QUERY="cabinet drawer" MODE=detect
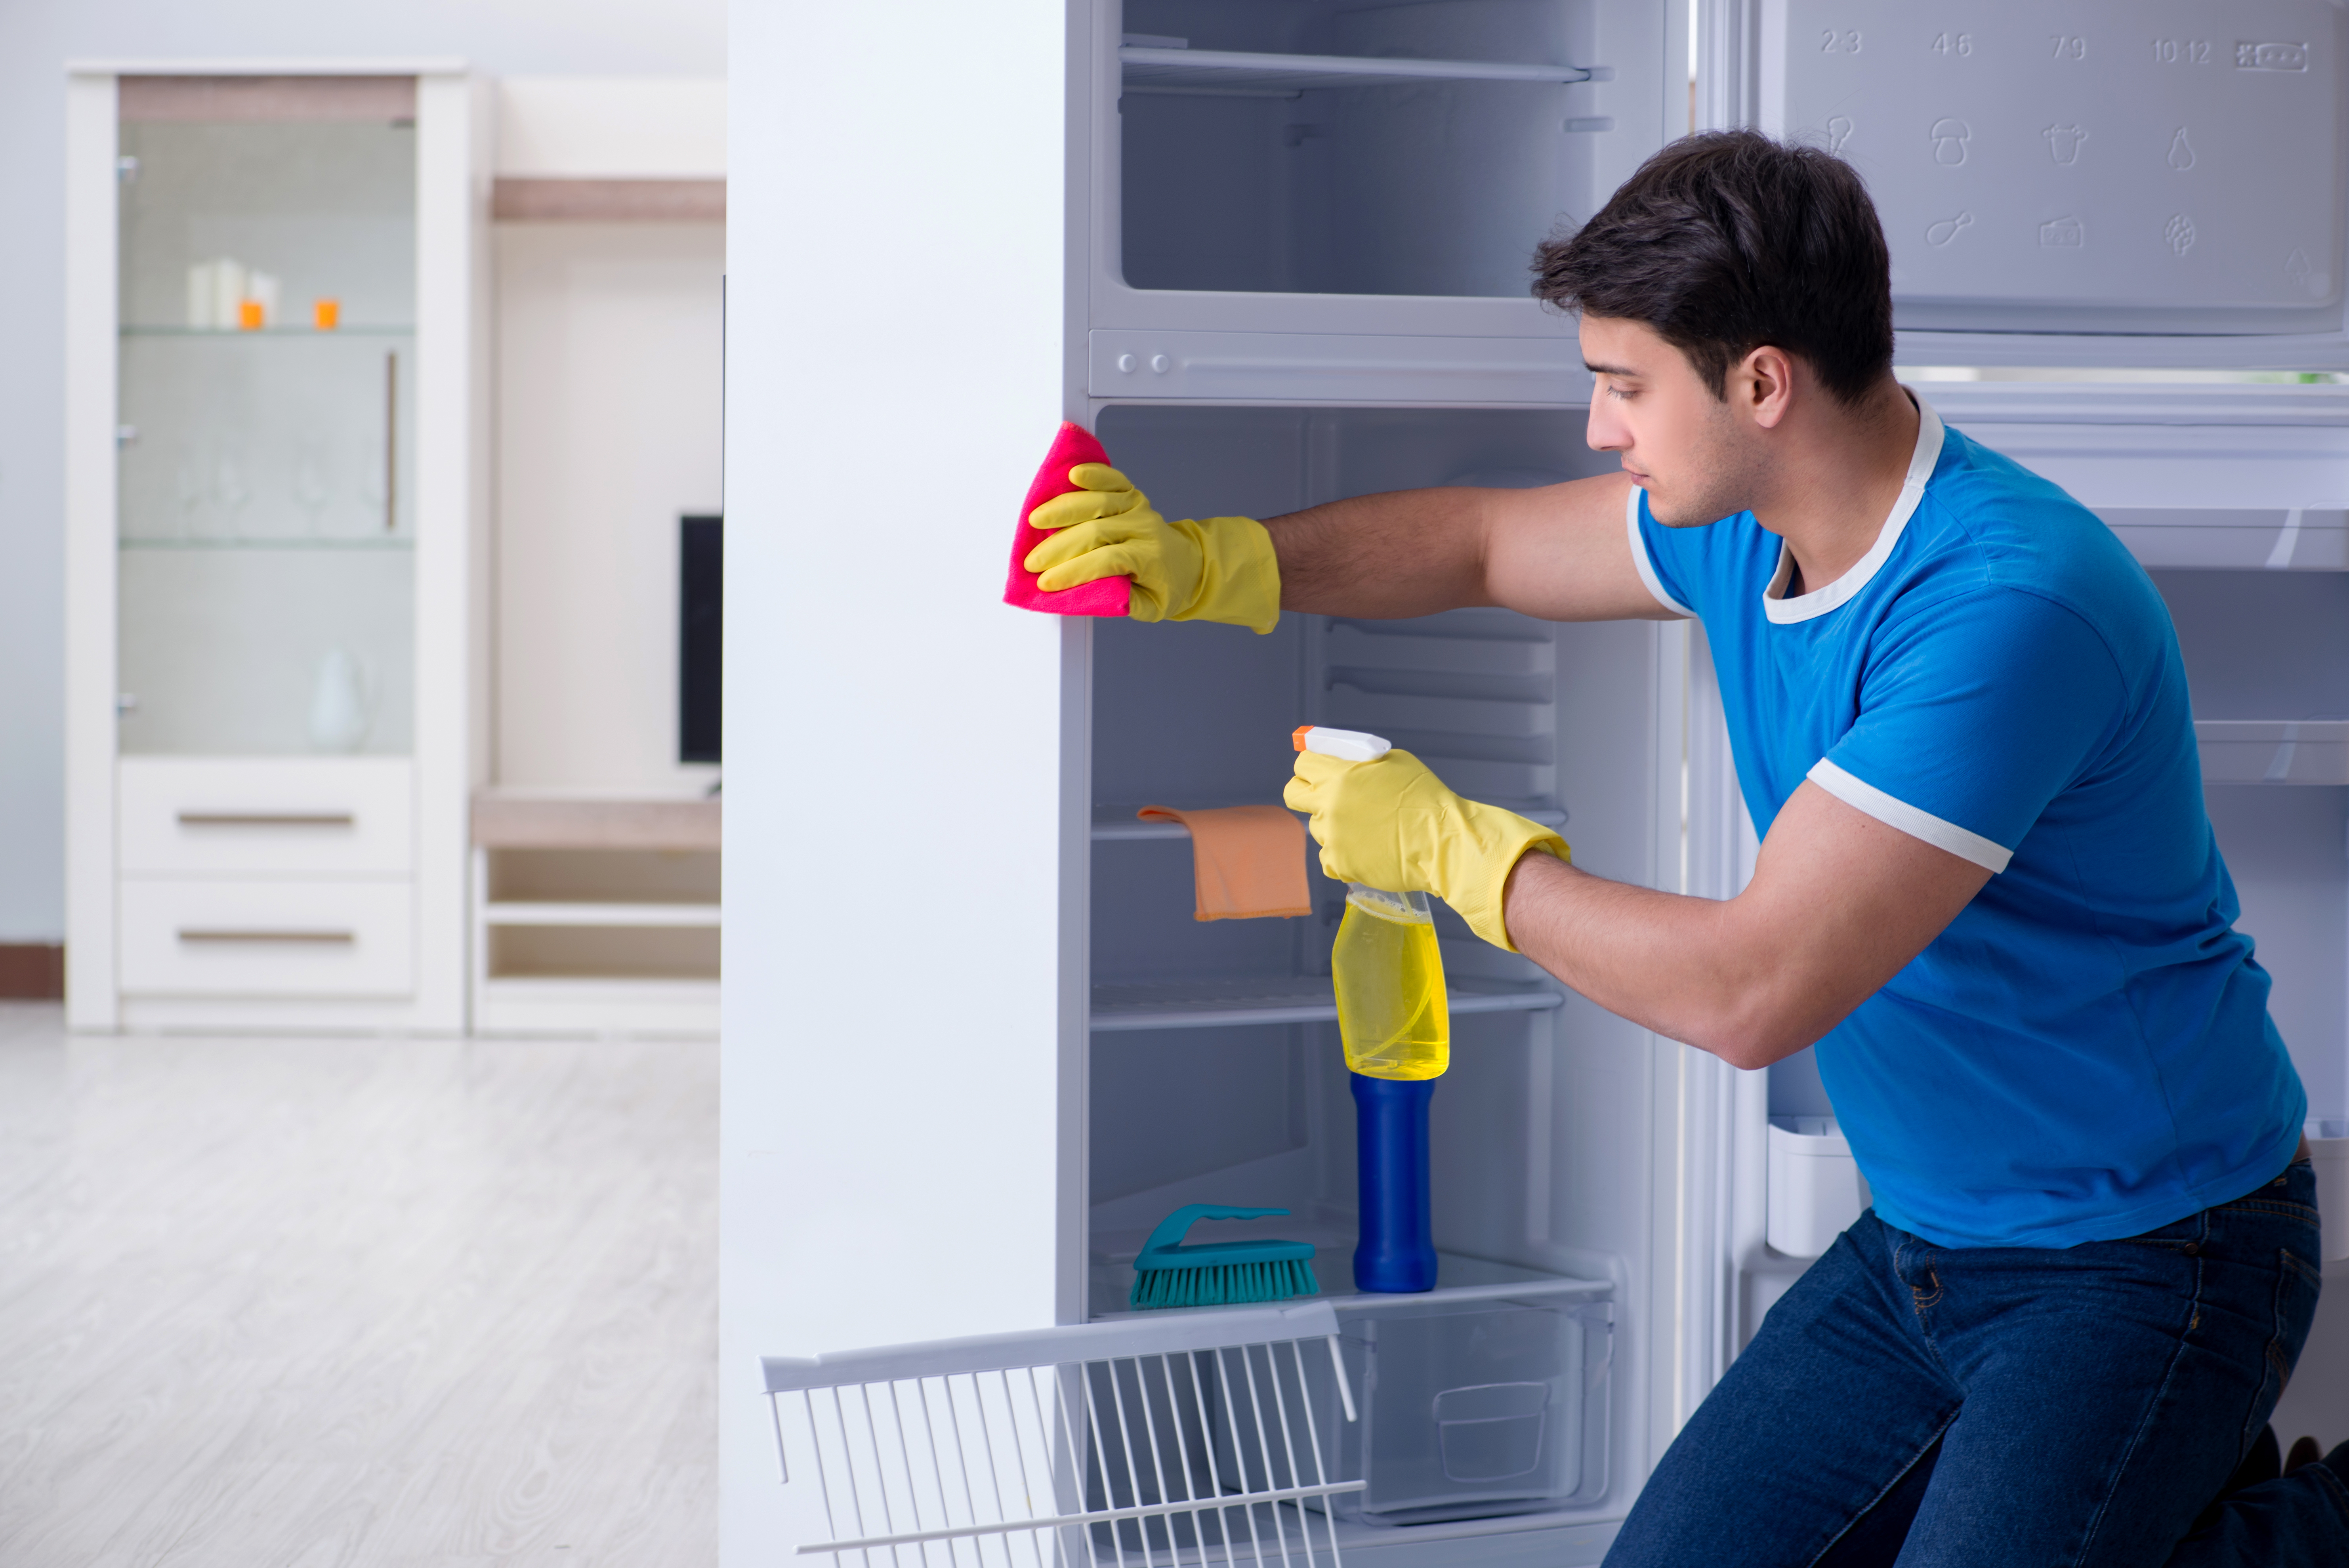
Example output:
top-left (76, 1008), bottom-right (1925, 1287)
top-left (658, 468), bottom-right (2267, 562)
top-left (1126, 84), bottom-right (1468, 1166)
top-left (119, 758), bottom-right (412, 876)
top-left (118, 879), bottom-right (414, 998)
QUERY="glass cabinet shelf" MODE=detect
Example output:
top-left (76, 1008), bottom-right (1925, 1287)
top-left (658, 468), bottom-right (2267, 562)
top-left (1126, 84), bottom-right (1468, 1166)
top-left (119, 536), bottom-right (412, 551)
top-left (121, 324), bottom-right (414, 338)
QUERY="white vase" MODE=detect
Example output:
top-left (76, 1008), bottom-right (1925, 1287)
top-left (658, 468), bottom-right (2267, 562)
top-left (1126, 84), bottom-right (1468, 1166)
top-left (308, 649), bottom-right (372, 753)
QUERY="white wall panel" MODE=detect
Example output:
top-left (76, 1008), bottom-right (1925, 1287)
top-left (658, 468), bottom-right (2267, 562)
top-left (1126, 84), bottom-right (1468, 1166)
top-left (494, 221), bottom-right (723, 793)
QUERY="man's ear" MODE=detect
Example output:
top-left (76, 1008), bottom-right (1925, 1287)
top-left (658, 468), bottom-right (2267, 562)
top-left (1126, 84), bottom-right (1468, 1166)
top-left (1738, 345), bottom-right (1797, 430)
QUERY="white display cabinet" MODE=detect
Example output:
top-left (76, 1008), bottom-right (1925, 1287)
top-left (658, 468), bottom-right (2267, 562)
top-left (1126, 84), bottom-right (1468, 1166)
top-left (727, 4), bottom-right (2349, 1563)
top-left (64, 65), bottom-right (486, 1032)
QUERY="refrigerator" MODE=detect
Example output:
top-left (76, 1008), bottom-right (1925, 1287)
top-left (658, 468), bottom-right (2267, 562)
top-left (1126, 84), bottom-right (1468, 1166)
top-left (722, 2), bottom-right (2349, 1562)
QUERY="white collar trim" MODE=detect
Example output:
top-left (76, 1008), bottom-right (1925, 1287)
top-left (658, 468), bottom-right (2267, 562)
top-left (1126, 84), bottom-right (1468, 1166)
top-left (1762, 397), bottom-right (1944, 625)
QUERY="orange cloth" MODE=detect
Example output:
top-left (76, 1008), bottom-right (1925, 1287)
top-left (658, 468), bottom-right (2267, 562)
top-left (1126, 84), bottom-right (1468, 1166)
top-left (1137, 804), bottom-right (1313, 921)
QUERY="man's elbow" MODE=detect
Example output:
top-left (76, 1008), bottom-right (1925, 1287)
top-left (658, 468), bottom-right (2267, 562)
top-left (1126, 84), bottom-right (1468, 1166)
top-left (1701, 990), bottom-right (1832, 1072)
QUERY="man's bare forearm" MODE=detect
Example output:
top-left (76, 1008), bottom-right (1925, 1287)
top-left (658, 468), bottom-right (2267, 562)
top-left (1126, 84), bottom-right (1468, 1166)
top-left (1261, 472), bottom-right (1670, 624)
top-left (1263, 490), bottom-right (1496, 618)
top-left (1500, 783), bottom-right (1993, 1070)
top-left (1500, 851), bottom-right (1797, 1068)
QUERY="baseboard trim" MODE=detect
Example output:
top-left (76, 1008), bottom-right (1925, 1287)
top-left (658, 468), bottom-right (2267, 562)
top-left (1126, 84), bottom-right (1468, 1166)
top-left (0, 944), bottom-right (65, 999)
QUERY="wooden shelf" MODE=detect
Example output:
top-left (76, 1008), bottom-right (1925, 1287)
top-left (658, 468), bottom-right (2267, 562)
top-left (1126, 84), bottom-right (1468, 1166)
top-left (482, 900), bottom-right (719, 928)
top-left (491, 177), bottom-right (725, 223)
top-left (471, 792), bottom-right (720, 851)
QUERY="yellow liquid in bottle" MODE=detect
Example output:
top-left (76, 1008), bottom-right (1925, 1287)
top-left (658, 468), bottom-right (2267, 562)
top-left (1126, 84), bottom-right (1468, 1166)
top-left (1332, 890), bottom-right (1450, 1080)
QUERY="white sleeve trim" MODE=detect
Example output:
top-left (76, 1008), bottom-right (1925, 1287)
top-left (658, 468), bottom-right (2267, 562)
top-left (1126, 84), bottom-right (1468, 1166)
top-left (1807, 759), bottom-right (2014, 874)
top-left (1624, 485), bottom-right (1694, 619)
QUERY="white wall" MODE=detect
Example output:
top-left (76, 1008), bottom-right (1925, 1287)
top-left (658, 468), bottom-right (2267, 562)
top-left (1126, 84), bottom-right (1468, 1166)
top-left (0, 0), bottom-right (724, 940)
top-left (494, 221), bottom-right (724, 794)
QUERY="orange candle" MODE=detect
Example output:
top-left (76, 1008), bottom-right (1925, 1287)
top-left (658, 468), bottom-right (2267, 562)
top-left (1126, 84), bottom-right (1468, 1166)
top-left (312, 298), bottom-right (340, 330)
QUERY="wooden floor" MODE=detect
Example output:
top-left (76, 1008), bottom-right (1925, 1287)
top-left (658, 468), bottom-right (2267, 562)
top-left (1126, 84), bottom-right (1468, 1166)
top-left (0, 1004), bottom-right (716, 1567)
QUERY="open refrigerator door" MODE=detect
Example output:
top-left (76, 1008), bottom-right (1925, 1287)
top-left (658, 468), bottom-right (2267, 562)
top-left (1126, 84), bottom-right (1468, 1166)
top-left (1719, 0), bottom-right (2349, 1407)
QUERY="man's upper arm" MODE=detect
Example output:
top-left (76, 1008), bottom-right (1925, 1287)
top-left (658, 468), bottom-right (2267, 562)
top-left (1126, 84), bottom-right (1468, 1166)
top-left (1480, 472), bottom-right (1689, 622)
top-left (1729, 781), bottom-right (1993, 1061)
top-left (1727, 589), bottom-right (2126, 1060)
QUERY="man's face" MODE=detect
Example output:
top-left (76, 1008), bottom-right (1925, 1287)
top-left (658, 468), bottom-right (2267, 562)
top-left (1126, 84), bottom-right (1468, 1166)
top-left (1580, 315), bottom-right (1763, 528)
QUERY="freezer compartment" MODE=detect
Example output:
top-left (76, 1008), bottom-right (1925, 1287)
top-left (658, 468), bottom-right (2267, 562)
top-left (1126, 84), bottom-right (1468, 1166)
top-left (1115, 0), bottom-right (1634, 299)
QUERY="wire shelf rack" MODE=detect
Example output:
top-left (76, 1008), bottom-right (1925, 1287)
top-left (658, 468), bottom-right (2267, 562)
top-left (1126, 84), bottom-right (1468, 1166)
top-left (765, 1302), bottom-right (1362, 1567)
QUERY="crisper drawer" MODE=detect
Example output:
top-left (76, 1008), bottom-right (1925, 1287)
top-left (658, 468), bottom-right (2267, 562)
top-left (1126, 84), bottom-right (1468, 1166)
top-left (1324, 1285), bottom-right (1612, 1524)
top-left (1177, 1273), bottom-right (1613, 1528)
top-left (119, 757), bottom-right (413, 876)
top-left (118, 878), bottom-right (415, 998)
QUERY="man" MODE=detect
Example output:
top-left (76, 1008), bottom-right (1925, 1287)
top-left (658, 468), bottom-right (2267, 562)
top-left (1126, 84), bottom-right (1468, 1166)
top-left (1025, 134), bottom-right (2347, 1564)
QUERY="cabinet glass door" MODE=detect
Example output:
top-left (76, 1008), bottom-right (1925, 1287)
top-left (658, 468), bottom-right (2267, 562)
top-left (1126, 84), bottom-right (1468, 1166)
top-left (116, 84), bottom-right (417, 756)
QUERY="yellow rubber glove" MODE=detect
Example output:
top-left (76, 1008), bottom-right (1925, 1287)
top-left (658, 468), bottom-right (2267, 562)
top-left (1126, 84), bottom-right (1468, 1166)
top-left (1024, 464), bottom-right (1282, 634)
top-left (1284, 748), bottom-right (1570, 953)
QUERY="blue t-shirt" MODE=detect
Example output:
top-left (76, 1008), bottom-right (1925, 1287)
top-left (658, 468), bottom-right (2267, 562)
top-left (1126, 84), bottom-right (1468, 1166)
top-left (1632, 399), bottom-right (2305, 1249)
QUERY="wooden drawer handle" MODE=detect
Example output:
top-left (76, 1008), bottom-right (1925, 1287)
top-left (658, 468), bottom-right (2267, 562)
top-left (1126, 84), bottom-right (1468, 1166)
top-left (177, 812), bottom-right (357, 828)
top-left (177, 929), bottom-right (357, 946)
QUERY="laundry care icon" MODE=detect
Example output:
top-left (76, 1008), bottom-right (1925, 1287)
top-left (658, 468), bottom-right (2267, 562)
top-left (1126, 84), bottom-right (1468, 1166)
top-left (2042, 124), bottom-right (2088, 165)
top-left (1925, 212), bottom-right (1973, 248)
top-left (1929, 118), bottom-right (1970, 164)
top-left (2286, 247), bottom-right (2329, 299)
top-left (2039, 215), bottom-right (2085, 248)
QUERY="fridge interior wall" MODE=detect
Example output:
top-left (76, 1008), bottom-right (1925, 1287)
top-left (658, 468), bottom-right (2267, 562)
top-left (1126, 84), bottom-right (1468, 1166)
top-left (1918, 396), bottom-right (2349, 1139)
top-left (2156, 570), bottom-right (2349, 1126)
top-left (1082, 402), bottom-right (1673, 1519)
top-left (1114, 0), bottom-right (1647, 298)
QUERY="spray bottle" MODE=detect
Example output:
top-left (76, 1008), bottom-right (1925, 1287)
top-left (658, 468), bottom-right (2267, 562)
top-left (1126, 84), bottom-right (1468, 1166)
top-left (1294, 726), bottom-right (1448, 1293)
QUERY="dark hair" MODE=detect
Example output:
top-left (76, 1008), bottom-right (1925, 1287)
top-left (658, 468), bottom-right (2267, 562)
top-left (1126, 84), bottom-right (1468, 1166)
top-left (1532, 130), bottom-right (1893, 407)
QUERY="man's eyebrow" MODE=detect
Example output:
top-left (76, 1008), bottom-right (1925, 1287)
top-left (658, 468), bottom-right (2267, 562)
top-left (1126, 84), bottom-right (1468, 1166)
top-left (1584, 361), bottom-right (1640, 378)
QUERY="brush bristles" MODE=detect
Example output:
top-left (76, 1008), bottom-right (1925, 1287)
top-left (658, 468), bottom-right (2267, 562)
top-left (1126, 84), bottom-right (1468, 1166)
top-left (1131, 1258), bottom-right (1320, 1310)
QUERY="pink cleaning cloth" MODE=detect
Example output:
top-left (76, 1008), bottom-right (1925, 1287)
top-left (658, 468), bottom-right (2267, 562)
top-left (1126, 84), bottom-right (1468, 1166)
top-left (1136, 805), bottom-right (1313, 921)
top-left (1005, 422), bottom-right (1131, 617)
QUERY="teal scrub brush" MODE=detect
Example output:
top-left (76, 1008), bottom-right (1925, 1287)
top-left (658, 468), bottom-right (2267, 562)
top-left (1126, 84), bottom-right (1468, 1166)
top-left (1129, 1204), bottom-right (1319, 1310)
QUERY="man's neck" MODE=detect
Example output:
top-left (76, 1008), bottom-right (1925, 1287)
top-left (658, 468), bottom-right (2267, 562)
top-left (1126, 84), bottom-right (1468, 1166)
top-left (1757, 381), bottom-right (1920, 599)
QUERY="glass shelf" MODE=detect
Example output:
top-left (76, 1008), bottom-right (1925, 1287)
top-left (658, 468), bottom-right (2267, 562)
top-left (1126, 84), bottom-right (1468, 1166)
top-left (2196, 720), bottom-right (2349, 785)
top-left (1091, 801), bottom-right (1565, 841)
top-left (120, 325), bottom-right (414, 338)
top-left (1091, 974), bottom-right (1561, 1031)
top-left (1120, 45), bottom-right (1596, 95)
top-left (120, 536), bottom-right (411, 551)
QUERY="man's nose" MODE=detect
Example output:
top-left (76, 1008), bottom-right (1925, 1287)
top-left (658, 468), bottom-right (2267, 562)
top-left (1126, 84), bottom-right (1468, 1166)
top-left (1586, 404), bottom-right (1626, 452)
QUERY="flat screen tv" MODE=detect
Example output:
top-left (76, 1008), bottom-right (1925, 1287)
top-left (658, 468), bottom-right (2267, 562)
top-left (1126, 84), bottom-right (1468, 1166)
top-left (680, 514), bottom-right (721, 764)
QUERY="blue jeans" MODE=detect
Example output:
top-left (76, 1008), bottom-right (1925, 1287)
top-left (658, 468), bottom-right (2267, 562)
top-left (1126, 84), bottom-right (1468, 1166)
top-left (1608, 1158), bottom-right (2347, 1566)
